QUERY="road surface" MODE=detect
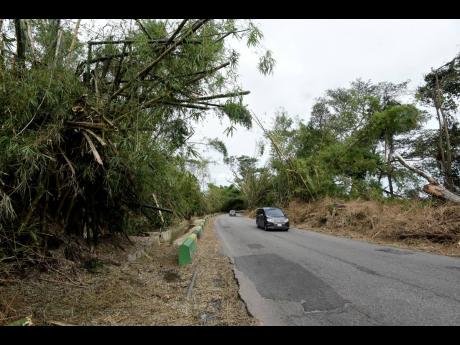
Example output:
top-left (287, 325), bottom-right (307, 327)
top-left (214, 214), bottom-right (460, 325)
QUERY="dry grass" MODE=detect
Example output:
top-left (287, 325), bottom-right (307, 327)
top-left (0, 217), bottom-right (256, 326)
top-left (246, 198), bottom-right (460, 257)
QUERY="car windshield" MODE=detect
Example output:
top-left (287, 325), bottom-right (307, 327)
top-left (266, 208), bottom-right (284, 217)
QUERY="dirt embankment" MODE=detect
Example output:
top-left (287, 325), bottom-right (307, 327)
top-left (247, 199), bottom-right (460, 257)
top-left (0, 217), bottom-right (255, 326)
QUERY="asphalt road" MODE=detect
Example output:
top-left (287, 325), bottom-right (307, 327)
top-left (214, 214), bottom-right (460, 325)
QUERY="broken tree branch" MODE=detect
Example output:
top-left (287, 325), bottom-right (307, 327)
top-left (394, 153), bottom-right (460, 203)
top-left (393, 153), bottom-right (438, 185)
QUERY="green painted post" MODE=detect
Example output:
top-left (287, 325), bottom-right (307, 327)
top-left (178, 237), bottom-right (196, 266)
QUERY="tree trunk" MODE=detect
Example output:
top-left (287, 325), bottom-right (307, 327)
top-left (433, 69), bottom-right (453, 190)
top-left (46, 19), bottom-right (60, 64)
top-left (14, 19), bottom-right (26, 69)
top-left (394, 153), bottom-right (460, 203)
top-left (433, 97), bottom-right (447, 179)
top-left (423, 184), bottom-right (460, 203)
top-left (386, 135), bottom-right (394, 196)
top-left (0, 19), bottom-right (4, 67)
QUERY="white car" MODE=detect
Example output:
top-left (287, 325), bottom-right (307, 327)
top-left (229, 210), bottom-right (236, 216)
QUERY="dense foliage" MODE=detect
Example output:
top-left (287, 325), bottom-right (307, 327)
top-left (0, 19), bottom-right (274, 260)
top-left (232, 53), bottom-right (460, 209)
top-left (205, 184), bottom-right (246, 212)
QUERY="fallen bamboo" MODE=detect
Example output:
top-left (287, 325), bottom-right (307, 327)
top-left (152, 193), bottom-right (165, 224)
top-left (111, 19), bottom-right (209, 99)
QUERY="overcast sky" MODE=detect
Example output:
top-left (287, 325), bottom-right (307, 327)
top-left (191, 19), bottom-right (460, 187)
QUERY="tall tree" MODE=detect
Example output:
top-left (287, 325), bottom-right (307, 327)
top-left (417, 53), bottom-right (460, 190)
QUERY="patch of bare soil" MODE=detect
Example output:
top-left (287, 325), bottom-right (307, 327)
top-left (248, 198), bottom-right (460, 257)
top-left (0, 218), bottom-right (255, 326)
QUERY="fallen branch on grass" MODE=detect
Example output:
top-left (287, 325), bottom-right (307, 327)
top-left (186, 269), bottom-right (198, 299)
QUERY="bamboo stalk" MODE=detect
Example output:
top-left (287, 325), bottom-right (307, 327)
top-left (250, 111), bottom-right (315, 199)
top-left (185, 62), bottom-right (231, 85)
top-left (53, 29), bottom-right (63, 67)
top-left (87, 38), bottom-right (201, 45)
top-left (111, 43), bottom-right (128, 93)
top-left (111, 19), bottom-right (209, 99)
top-left (83, 128), bottom-right (107, 146)
top-left (58, 147), bottom-right (76, 177)
top-left (14, 19), bottom-right (25, 68)
top-left (134, 19), bottom-right (153, 40)
top-left (185, 90), bottom-right (250, 102)
top-left (86, 43), bottom-right (92, 86)
top-left (25, 19), bottom-right (36, 57)
top-left (66, 19), bottom-right (81, 62)
top-left (152, 193), bottom-right (165, 224)
top-left (82, 131), bottom-right (103, 166)
top-left (67, 121), bottom-right (107, 129)
top-left (0, 19), bottom-right (4, 66)
top-left (157, 101), bottom-right (210, 110)
top-left (165, 19), bottom-right (188, 45)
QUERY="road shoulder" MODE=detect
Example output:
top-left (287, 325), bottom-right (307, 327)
top-left (0, 216), bottom-right (256, 325)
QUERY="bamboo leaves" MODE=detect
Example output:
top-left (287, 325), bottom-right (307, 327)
top-left (0, 19), bottom-right (273, 259)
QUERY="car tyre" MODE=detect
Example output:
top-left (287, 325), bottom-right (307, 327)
top-left (264, 223), bottom-right (268, 231)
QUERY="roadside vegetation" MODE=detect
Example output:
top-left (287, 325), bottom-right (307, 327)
top-left (233, 54), bottom-right (460, 254)
top-left (0, 19), bottom-right (271, 326)
top-left (2, 18), bottom-right (460, 325)
top-left (0, 19), bottom-right (274, 274)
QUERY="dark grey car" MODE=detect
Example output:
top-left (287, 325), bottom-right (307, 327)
top-left (255, 207), bottom-right (289, 231)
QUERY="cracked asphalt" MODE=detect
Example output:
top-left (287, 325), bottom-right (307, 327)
top-left (214, 214), bottom-right (460, 325)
